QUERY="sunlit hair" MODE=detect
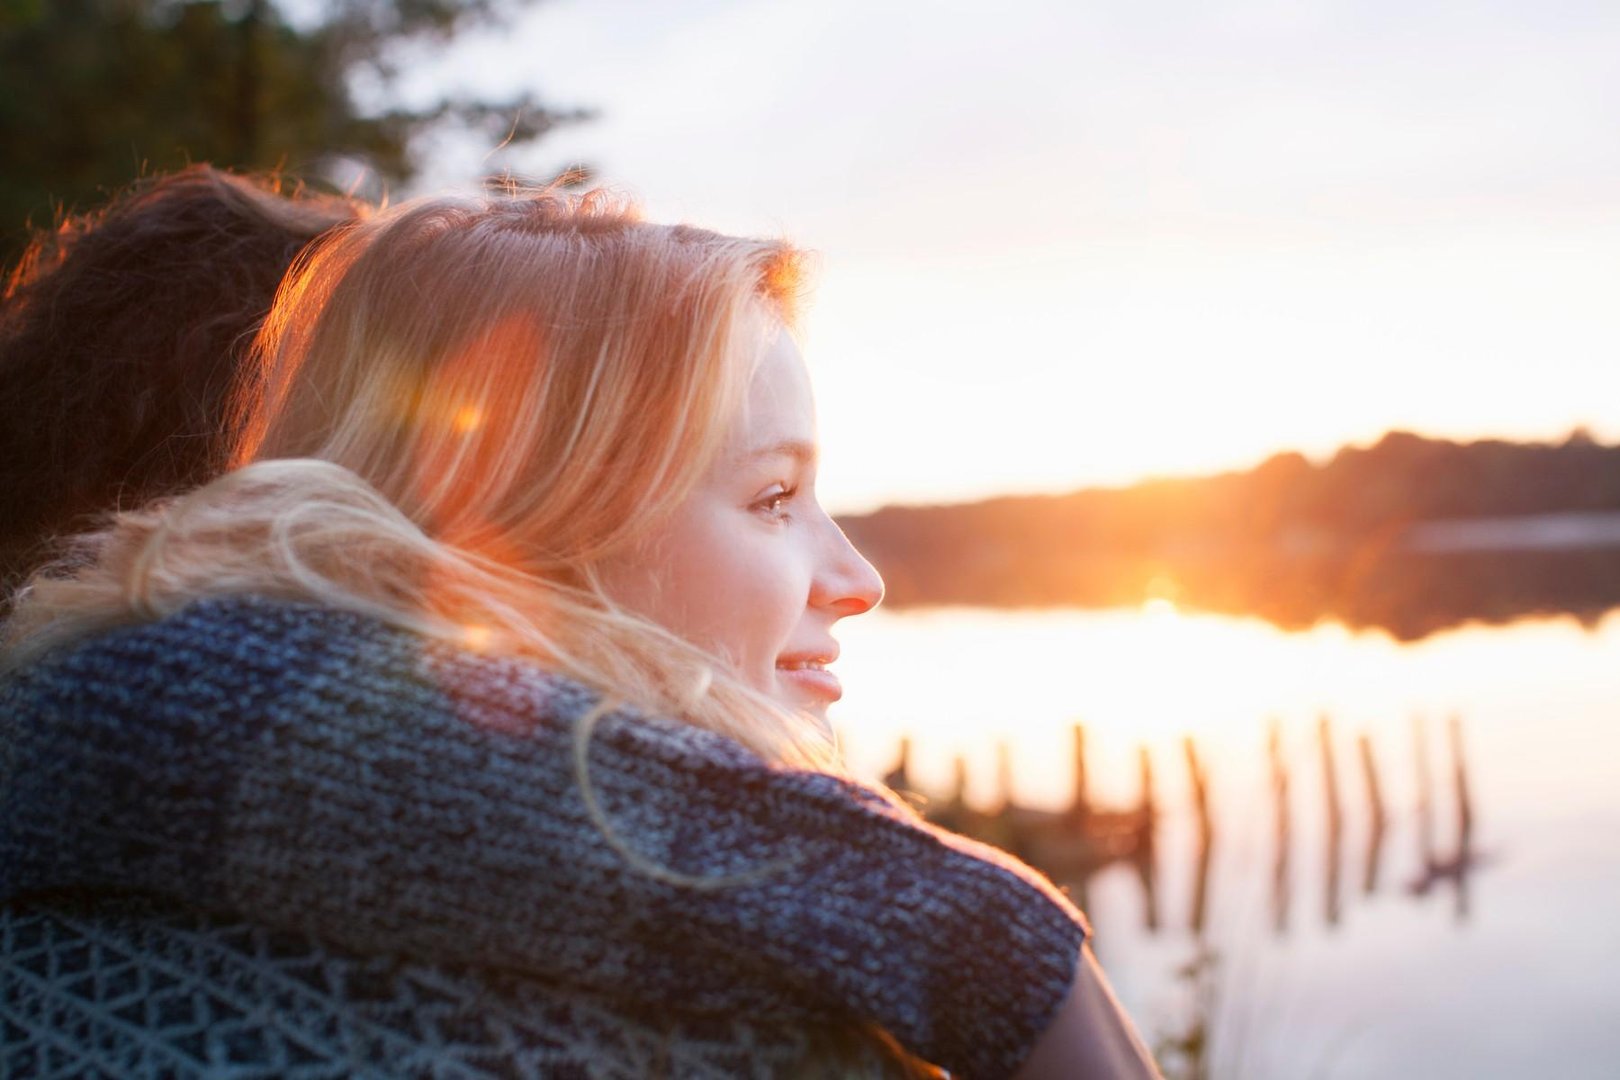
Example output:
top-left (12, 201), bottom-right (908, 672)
top-left (4, 189), bottom-right (841, 768)
top-left (3, 187), bottom-right (944, 1078)
top-left (0, 166), bottom-right (364, 603)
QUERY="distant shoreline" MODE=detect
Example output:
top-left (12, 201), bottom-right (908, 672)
top-left (838, 431), bottom-right (1620, 639)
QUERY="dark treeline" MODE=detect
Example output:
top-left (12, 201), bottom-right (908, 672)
top-left (0, 0), bottom-right (585, 260)
top-left (837, 430), bottom-right (1620, 640)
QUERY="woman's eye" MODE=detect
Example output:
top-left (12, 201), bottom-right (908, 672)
top-left (754, 485), bottom-right (796, 519)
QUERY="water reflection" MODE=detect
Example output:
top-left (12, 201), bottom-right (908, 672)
top-left (835, 605), bottom-right (1620, 1078)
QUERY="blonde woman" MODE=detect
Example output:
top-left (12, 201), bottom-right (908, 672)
top-left (0, 191), bottom-right (1160, 1078)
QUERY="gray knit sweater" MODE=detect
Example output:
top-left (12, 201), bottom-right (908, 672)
top-left (0, 595), bottom-right (1088, 1077)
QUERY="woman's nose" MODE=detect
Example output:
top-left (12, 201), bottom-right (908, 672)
top-left (812, 518), bottom-right (885, 616)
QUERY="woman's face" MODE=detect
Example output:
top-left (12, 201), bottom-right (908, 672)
top-left (596, 326), bottom-right (884, 719)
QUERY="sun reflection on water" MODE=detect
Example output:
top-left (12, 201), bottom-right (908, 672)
top-left (832, 604), bottom-right (1620, 817)
top-left (829, 605), bottom-right (1620, 1078)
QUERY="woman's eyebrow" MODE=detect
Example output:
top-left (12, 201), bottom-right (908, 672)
top-left (742, 439), bottom-right (817, 466)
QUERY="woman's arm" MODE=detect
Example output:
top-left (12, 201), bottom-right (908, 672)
top-left (2, 594), bottom-right (1096, 1078)
top-left (1014, 944), bottom-right (1163, 1080)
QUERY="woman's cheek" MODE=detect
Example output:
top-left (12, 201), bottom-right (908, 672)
top-left (737, 547), bottom-right (801, 677)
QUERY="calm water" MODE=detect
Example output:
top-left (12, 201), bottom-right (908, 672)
top-left (829, 604), bottom-right (1620, 1079)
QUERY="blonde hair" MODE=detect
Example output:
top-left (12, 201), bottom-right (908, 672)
top-left (4, 187), bottom-right (941, 1078)
top-left (3, 189), bottom-right (839, 768)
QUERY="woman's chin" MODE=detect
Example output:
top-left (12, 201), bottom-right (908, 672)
top-left (763, 681), bottom-right (835, 739)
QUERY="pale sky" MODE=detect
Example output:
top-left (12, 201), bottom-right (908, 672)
top-left (381, 0), bottom-right (1620, 513)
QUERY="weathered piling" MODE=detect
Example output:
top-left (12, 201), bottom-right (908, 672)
top-left (1070, 723), bottom-right (1091, 822)
top-left (1407, 715), bottom-right (1480, 921)
top-left (1413, 714), bottom-right (1436, 868)
top-left (1319, 714), bottom-right (1343, 836)
top-left (996, 739), bottom-right (1015, 814)
top-left (1358, 731), bottom-right (1387, 894)
top-left (927, 753), bottom-right (978, 839)
top-left (894, 707), bottom-right (1488, 946)
top-left (1184, 736), bottom-right (1212, 846)
top-left (1449, 713), bottom-right (1473, 840)
top-left (1319, 714), bottom-right (1343, 927)
top-left (1184, 737), bottom-right (1213, 933)
top-left (882, 735), bottom-right (912, 797)
top-left (1137, 744), bottom-right (1156, 823)
top-left (1268, 719), bottom-right (1291, 934)
top-left (1358, 732), bottom-right (1386, 830)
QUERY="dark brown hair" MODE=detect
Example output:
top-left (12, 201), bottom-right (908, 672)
top-left (0, 166), bottom-right (363, 601)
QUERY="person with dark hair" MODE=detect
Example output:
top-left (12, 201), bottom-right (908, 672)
top-left (0, 166), bottom-right (364, 603)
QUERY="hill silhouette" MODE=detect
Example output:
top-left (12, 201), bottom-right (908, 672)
top-left (837, 430), bottom-right (1620, 640)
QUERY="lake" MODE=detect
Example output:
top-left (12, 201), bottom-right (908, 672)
top-left (828, 603), bottom-right (1620, 1079)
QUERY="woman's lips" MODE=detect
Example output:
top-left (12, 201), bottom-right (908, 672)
top-left (776, 663), bottom-right (843, 704)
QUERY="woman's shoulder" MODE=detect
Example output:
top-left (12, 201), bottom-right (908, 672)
top-left (0, 590), bottom-right (772, 834)
top-left (6, 592), bottom-right (408, 685)
top-left (3, 591), bottom-right (607, 732)
top-left (14, 590), bottom-right (476, 679)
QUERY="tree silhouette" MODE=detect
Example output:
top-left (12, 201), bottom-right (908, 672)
top-left (0, 0), bottom-right (588, 257)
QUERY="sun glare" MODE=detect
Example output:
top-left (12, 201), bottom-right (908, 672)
top-left (453, 405), bottom-right (484, 434)
top-left (1142, 574), bottom-right (1182, 619)
top-left (1142, 596), bottom-right (1179, 618)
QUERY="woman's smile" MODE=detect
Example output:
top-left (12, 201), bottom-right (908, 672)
top-left (775, 645), bottom-right (843, 705)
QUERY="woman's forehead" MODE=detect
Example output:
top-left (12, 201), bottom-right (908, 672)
top-left (729, 331), bottom-right (818, 461)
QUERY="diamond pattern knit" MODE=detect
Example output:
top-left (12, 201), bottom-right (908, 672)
top-left (2, 893), bottom-right (835, 1078)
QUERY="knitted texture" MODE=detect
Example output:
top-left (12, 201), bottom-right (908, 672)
top-left (0, 594), bottom-right (1088, 1077)
top-left (1, 893), bottom-right (839, 1079)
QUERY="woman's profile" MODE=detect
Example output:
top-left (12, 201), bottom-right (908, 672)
top-left (0, 188), bottom-right (1160, 1077)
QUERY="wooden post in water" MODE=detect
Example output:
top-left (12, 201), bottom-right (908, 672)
top-left (934, 753), bottom-right (973, 837)
top-left (1319, 714), bottom-right (1344, 927)
top-left (1358, 732), bottom-right (1387, 895)
top-left (1135, 743), bottom-right (1160, 932)
top-left (1268, 719), bottom-right (1291, 934)
top-left (882, 736), bottom-right (912, 796)
top-left (1183, 736), bottom-right (1213, 933)
top-left (1319, 714), bottom-right (1343, 834)
top-left (996, 739), bottom-right (1015, 813)
top-left (1413, 714), bottom-right (1436, 870)
top-left (1358, 732), bottom-right (1386, 831)
top-left (950, 754), bottom-right (969, 806)
top-left (1070, 723), bottom-right (1090, 822)
top-left (1404, 714), bottom-right (1480, 920)
top-left (1184, 736), bottom-right (1211, 845)
top-left (1449, 713), bottom-right (1473, 839)
top-left (1449, 713), bottom-right (1475, 921)
top-left (1137, 744), bottom-right (1156, 823)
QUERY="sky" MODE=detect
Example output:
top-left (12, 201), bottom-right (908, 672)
top-left (380, 0), bottom-right (1620, 513)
